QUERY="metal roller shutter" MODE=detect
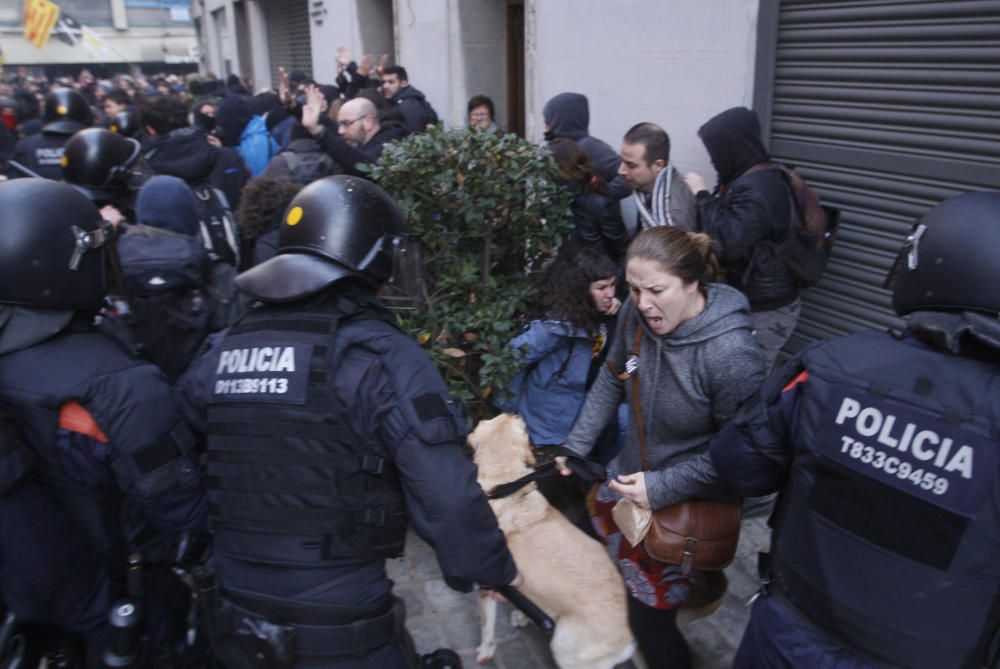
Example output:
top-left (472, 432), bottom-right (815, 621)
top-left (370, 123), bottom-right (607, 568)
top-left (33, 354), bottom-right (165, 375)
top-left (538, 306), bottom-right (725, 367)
top-left (762, 0), bottom-right (1000, 353)
top-left (262, 0), bottom-right (313, 85)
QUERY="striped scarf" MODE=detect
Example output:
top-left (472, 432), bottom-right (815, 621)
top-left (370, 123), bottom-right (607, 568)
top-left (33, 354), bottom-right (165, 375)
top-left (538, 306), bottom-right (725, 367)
top-left (634, 163), bottom-right (674, 229)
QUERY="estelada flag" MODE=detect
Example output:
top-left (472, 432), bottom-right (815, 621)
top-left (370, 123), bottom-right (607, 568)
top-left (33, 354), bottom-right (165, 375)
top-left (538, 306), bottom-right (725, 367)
top-left (24, 0), bottom-right (61, 50)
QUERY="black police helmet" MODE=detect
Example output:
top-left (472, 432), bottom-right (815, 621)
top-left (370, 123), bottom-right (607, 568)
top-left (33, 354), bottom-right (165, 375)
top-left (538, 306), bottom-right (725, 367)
top-left (237, 176), bottom-right (407, 303)
top-left (892, 191), bottom-right (1000, 317)
top-left (0, 179), bottom-right (114, 311)
top-left (107, 109), bottom-right (141, 139)
top-left (62, 128), bottom-right (143, 202)
top-left (42, 88), bottom-right (92, 134)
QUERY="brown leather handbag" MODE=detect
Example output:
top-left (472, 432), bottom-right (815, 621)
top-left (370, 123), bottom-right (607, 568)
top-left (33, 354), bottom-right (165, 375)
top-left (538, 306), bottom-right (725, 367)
top-left (611, 326), bottom-right (742, 576)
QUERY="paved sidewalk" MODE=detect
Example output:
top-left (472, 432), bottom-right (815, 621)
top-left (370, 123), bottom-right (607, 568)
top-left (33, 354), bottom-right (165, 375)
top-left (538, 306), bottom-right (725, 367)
top-left (387, 514), bottom-right (772, 668)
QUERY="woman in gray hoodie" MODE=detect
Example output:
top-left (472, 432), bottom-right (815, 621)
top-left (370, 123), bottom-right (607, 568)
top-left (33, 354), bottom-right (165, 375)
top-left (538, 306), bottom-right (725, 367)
top-left (557, 226), bottom-right (766, 668)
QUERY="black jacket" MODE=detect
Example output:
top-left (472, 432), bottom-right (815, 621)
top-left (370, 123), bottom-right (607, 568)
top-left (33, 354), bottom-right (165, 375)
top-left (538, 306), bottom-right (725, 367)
top-left (314, 124), bottom-right (409, 178)
top-left (566, 181), bottom-right (629, 263)
top-left (144, 127), bottom-right (249, 210)
top-left (179, 294), bottom-right (515, 606)
top-left (0, 318), bottom-right (206, 574)
top-left (10, 123), bottom-right (85, 180)
top-left (696, 107), bottom-right (796, 310)
top-left (710, 318), bottom-right (1000, 669)
top-left (390, 85), bottom-right (437, 133)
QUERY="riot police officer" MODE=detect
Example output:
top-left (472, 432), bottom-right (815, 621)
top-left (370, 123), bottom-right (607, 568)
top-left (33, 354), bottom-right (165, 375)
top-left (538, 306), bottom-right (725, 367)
top-left (709, 191), bottom-right (1000, 668)
top-left (10, 88), bottom-right (92, 180)
top-left (62, 127), bottom-right (153, 222)
top-left (0, 412), bottom-right (113, 668)
top-left (179, 175), bottom-right (518, 668)
top-left (0, 179), bottom-right (207, 662)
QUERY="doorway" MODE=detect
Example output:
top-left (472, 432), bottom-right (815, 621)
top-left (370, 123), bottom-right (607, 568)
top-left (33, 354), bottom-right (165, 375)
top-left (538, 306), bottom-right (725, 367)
top-left (506, 0), bottom-right (525, 136)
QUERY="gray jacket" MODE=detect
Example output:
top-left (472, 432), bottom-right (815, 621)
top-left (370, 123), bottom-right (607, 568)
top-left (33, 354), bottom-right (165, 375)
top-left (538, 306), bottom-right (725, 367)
top-left (564, 283), bottom-right (765, 509)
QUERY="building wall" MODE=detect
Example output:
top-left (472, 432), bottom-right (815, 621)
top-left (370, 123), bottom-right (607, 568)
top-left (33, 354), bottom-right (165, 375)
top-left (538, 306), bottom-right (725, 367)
top-left (531, 0), bottom-right (760, 180)
top-left (2, 0), bottom-right (196, 69)
top-left (192, 0), bottom-right (759, 178)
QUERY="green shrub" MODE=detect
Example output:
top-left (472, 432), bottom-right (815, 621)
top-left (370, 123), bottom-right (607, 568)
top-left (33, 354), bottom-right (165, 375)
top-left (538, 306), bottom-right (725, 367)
top-left (368, 126), bottom-right (571, 419)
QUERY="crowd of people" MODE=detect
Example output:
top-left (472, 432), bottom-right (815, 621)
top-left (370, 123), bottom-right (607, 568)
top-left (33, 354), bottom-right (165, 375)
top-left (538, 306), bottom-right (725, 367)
top-left (0, 58), bottom-right (995, 669)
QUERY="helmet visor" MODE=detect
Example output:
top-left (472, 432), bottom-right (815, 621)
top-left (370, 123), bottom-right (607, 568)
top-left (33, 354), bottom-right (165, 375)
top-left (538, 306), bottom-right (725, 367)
top-left (381, 235), bottom-right (426, 310)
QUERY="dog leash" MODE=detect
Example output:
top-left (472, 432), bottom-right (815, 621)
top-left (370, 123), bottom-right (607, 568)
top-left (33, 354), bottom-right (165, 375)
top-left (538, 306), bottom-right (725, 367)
top-left (486, 451), bottom-right (605, 500)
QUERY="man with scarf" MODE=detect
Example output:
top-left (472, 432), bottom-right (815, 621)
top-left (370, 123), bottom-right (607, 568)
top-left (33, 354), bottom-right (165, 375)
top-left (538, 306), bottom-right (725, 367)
top-left (617, 122), bottom-right (697, 236)
top-left (686, 107), bottom-right (797, 367)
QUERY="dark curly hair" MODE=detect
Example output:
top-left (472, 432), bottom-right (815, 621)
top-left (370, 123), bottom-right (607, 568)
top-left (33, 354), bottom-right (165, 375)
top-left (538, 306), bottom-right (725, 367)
top-left (236, 176), bottom-right (302, 242)
top-left (530, 247), bottom-right (619, 335)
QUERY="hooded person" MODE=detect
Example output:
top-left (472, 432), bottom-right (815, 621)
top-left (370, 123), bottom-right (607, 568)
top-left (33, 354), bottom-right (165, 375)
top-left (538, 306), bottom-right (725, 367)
top-left (686, 106), bottom-right (797, 368)
top-left (191, 97), bottom-right (218, 134)
top-left (543, 92), bottom-right (625, 192)
top-left (142, 95), bottom-right (248, 211)
top-left (141, 96), bottom-right (247, 266)
top-left (134, 174), bottom-right (201, 236)
top-left (216, 93), bottom-right (279, 177)
top-left (110, 175), bottom-right (242, 379)
top-left (380, 65), bottom-right (439, 134)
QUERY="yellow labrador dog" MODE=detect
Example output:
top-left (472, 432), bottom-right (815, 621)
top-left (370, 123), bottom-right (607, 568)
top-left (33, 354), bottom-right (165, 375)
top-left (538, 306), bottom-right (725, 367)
top-left (469, 414), bottom-right (636, 669)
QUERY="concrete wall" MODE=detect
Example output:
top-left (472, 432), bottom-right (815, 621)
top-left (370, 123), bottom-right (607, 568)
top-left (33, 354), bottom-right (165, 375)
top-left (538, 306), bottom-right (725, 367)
top-left (531, 0), bottom-right (760, 182)
top-left (193, 0), bottom-right (272, 88)
top-left (194, 0), bottom-right (760, 170)
top-left (308, 0), bottom-right (359, 83)
top-left (393, 0), bottom-right (454, 125)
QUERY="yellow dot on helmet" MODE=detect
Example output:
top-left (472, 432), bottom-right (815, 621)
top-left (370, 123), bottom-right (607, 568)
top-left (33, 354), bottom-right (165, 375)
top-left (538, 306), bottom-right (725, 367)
top-left (286, 206), bottom-right (304, 226)
top-left (110, 124), bottom-right (118, 133)
top-left (56, 105), bottom-right (68, 115)
top-left (60, 155), bottom-right (68, 168)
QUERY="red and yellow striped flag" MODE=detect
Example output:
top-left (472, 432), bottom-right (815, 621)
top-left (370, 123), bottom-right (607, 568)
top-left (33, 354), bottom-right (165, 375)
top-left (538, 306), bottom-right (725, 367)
top-left (24, 0), bottom-right (61, 49)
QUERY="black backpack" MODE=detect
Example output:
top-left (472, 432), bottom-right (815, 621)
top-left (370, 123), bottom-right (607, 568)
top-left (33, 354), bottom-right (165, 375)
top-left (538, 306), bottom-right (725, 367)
top-left (191, 183), bottom-right (241, 268)
top-left (746, 162), bottom-right (840, 288)
top-left (279, 151), bottom-right (338, 186)
top-left (114, 232), bottom-right (218, 380)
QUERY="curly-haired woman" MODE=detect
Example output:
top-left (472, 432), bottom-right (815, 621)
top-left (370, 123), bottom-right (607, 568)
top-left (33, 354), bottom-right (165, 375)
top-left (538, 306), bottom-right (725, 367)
top-left (502, 247), bottom-right (622, 450)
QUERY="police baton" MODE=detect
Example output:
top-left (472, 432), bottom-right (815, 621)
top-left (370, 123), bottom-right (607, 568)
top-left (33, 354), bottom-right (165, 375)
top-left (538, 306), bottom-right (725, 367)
top-left (5, 160), bottom-right (43, 180)
top-left (493, 586), bottom-right (555, 633)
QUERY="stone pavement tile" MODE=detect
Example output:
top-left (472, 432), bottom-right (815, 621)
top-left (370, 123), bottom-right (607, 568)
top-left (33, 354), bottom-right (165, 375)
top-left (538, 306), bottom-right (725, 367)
top-left (391, 512), bottom-right (774, 669)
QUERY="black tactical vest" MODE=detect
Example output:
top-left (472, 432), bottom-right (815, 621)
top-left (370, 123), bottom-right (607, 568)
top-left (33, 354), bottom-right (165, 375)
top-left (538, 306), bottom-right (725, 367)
top-left (772, 331), bottom-right (1000, 669)
top-left (206, 297), bottom-right (408, 567)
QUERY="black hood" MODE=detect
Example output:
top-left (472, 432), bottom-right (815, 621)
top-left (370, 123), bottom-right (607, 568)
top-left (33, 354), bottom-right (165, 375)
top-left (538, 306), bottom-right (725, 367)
top-left (543, 92), bottom-right (590, 141)
top-left (192, 97), bottom-right (216, 133)
top-left (215, 94), bottom-right (253, 147)
top-left (392, 85), bottom-right (427, 104)
top-left (698, 106), bottom-right (769, 185)
top-left (144, 127), bottom-right (219, 183)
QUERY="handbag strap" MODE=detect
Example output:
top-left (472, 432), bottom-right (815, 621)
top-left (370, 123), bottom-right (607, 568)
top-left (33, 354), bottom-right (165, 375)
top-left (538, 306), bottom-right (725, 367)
top-left (628, 328), bottom-right (651, 471)
top-left (605, 325), bottom-right (652, 471)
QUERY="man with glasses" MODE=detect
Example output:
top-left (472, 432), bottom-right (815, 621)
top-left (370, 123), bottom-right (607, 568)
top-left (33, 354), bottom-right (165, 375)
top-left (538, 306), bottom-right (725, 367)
top-left (303, 95), bottom-right (408, 178)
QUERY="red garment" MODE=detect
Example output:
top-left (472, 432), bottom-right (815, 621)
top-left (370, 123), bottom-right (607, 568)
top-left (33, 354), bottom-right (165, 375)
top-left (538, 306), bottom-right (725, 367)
top-left (588, 482), bottom-right (690, 610)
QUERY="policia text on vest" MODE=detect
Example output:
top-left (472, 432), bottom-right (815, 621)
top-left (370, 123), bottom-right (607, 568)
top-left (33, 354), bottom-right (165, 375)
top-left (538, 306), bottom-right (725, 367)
top-left (826, 392), bottom-right (985, 518)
